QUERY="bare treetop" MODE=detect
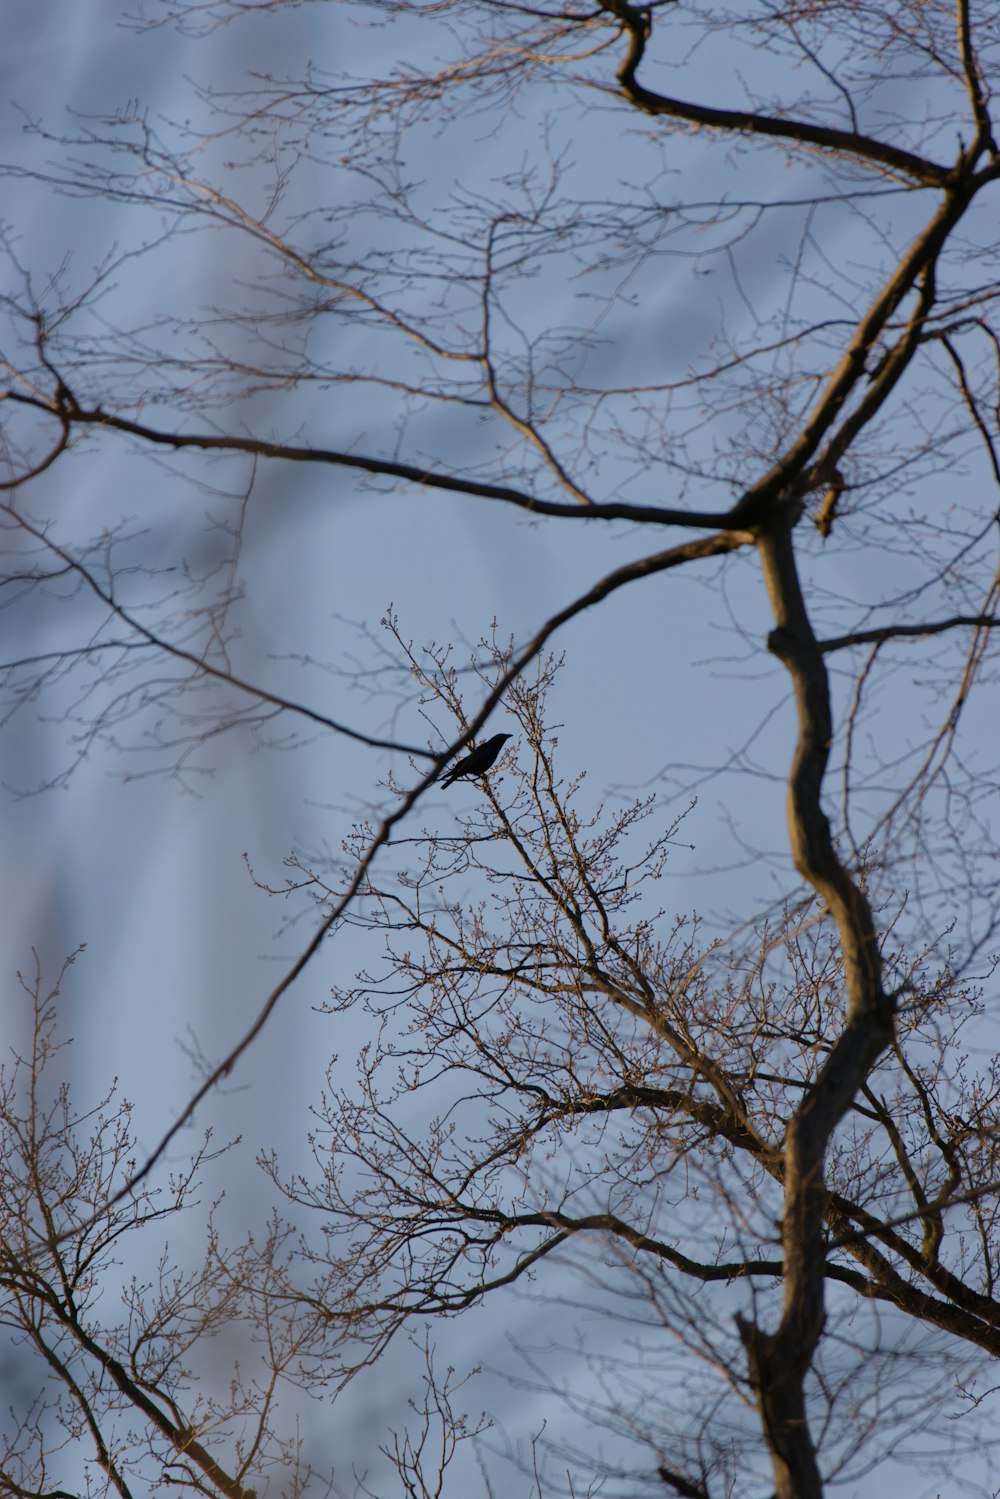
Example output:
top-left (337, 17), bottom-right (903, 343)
top-left (1, 2), bottom-right (1000, 1496)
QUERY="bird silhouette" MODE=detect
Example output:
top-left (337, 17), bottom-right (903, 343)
top-left (440, 732), bottom-right (512, 787)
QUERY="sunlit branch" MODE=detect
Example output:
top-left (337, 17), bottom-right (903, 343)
top-left (600, 0), bottom-right (953, 187)
top-left (1, 388), bottom-right (740, 530)
top-left (820, 613), bottom-right (1000, 652)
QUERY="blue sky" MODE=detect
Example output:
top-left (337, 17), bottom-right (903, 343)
top-left (2, 3), bottom-right (999, 1496)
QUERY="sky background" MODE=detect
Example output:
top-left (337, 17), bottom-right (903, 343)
top-left (2, 3), bottom-right (998, 1496)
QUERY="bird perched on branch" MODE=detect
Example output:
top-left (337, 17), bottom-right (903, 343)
top-left (440, 732), bottom-right (512, 787)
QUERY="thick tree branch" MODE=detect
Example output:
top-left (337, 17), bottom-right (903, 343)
top-left (746, 517), bottom-right (894, 1499)
top-left (820, 613), bottom-right (1000, 652)
top-left (600, 0), bottom-right (952, 187)
top-left (1, 388), bottom-right (737, 531)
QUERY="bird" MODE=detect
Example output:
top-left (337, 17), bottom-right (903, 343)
top-left (440, 732), bottom-right (512, 787)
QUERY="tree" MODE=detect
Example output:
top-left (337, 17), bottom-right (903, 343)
top-left (0, 954), bottom-right (315, 1499)
top-left (2, 1), bottom-right (1000, 1496)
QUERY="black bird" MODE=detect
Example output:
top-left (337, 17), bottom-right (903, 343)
top-left (440, 732), bottom-right (512, 788)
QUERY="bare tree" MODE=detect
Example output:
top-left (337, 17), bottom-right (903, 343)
top-left (0, 954), bottom-right (323, 1499)
top-left (2, 1), bottom-right (1000, 1496)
